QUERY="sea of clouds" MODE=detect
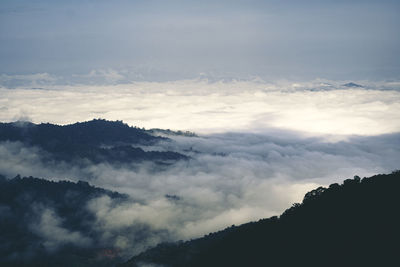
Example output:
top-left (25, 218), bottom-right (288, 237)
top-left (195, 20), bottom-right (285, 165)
top-left (1, 76), bottom-right (399, 257)
top-left (1, 76), bottom-right (400, 137)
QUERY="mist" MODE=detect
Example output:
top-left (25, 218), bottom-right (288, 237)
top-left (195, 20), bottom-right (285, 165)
top-left (1, 128), bottom-right (399, 256)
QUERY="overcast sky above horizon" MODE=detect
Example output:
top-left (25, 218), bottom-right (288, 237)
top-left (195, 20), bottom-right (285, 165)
top-left (1, 0), bottom-right (400, 81)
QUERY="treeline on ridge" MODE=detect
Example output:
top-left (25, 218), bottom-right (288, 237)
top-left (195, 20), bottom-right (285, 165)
top-left (122, 171), bottom-right (400, 267)
top-left (0, 119), bottom-right (188, 164)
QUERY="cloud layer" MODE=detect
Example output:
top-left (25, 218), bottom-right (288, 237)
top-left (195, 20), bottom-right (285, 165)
top-left (1, 79), bottom-right (400, 138)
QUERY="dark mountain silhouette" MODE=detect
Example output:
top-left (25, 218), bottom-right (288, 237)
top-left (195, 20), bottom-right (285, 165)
top-left (0, 119), bottom-right (187, 164)
top-left (122, 171), bottom-right (400, 267)
top-left (0, 174), bottom-right (128, 267)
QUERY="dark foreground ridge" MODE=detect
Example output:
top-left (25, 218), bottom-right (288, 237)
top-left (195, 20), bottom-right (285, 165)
top-left (0, 119), bottom-right (187, 164)
top-left (122, 171), bottom-right (400, 267)
top-left (1, 171), bottom-right (399, 267)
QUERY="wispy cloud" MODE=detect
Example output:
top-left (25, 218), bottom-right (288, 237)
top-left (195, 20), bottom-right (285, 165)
top-left (1, 129), bottom-right (399, 254)
top-left (30, 206), bottom-right (92, 251)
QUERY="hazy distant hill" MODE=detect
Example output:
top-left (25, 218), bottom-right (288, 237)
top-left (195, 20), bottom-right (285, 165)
top-left (0, 119), bottom-right (187, 164)
top-left (343, 82), bottom-right (363, 88)
top-left (122, 171), bottom-right (400, 267)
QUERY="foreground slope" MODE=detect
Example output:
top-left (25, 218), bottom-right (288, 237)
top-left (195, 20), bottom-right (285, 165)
top-left (123, 171), bottom-right (400, 267)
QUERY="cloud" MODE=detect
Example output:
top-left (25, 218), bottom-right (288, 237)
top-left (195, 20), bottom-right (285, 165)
top-left (0, 73), bottom-right (58, 88)
top-left (30, 206), bottom-right (92, 251)
top-left (76, 131), bottom-right (400, 254)
top-left (0, 141), bottom-right (84, 180)
top-left (1, 129), bottom-right (399, 257)
top-left (0, 79), bottom-right (399, 137)
top-left (86, 195), bottom-right (173, 257)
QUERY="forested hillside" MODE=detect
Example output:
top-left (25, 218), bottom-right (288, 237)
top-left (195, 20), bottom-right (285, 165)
top-left (122, 171), bottom-right (400, 267)
top-left (0, 175), bottom-right (128, 266)
top-left (0, 119), bottom-right (187, 164)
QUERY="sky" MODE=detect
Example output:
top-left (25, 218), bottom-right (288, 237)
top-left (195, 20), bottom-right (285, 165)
top-left (1, 0), bottom-right (400, 81)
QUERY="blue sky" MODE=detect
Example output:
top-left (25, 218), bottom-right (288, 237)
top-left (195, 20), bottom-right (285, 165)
top-left (1, 0), bottom-right (399, 80)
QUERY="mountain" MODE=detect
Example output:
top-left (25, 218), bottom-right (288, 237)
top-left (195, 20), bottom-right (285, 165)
top-left (343, 82), bottom-right (363, 88)
top-left (122, 171), bottom-right (400, 267)
top-left (0, 119), bottom-right (187, 164)
top-left (0, 174), bottom-right (128, 267)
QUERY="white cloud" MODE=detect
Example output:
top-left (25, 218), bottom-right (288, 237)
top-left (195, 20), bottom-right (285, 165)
top-left (1, 79), bottom-right (399, 138)
top-left (30, 207), bottom-right (92, 251)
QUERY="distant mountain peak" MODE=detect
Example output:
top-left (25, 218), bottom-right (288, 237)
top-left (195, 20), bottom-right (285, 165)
top-left (343, 82), bottom-right (363, 88)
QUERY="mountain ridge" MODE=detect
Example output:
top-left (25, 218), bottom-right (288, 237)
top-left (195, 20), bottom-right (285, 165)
top-left (121, 171), bottom-right (400, 267)
top-left (0, 119), bottom-right (188, 164)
